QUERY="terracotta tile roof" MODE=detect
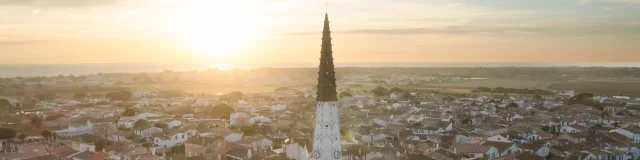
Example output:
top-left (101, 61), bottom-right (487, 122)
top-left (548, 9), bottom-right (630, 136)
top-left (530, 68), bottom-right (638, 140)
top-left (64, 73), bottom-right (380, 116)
top-left (520, 141), bottom-right (548, 151)
top-left (404, 153), bottom-right (436, 160)
top-left (51, 146), bottom-right (78, 158)
top-left (452, 143), bottom-right (493, 154)
top-left (72, 151), bottom-right (95, 160)
top-left (607, 132), bottom-right (630, 142)
top-left (18, 144), bottom-right (50, 158)
top-left (568, 124), bottom-right (585, 131)
top-left (482, 141), bottom-right (514, 153)
top-left (424, 148), bottom-right (462, 160)
top-left (88, 152), bottom-right (108, 160)
top-left (122, 147), bottom-right (148, 157)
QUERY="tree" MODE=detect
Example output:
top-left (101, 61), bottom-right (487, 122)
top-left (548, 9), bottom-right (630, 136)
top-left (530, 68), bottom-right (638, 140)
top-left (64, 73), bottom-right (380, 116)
top-left (241, 125), bottom-right (255, 136)
top-left (229, 125), bottom-right (239, 130)
top-left (340, 127), bottom-right (352, 142)
top-left (35, 92), bottom-right (56, 101)
top-left (462, 119), bottom-right (472, 124)
top-left (41, 130), bottom-right (52, 140)
top-left (133, 119), bottom-right (148, 129)
top-left (339, 92), bottom-right (352, 98)
top-left (573, 93), bottom-right (594, 101)
top-left (105, 91), bottom-right (133, 101)
top-left (533, 94), bottom-right (542, 100)
top-left (94, 139), bottom-right (107, 152)
top-left (402, 92), bottom-right (412, 100)
top-left (154, 122), bottom-right (169, 129)
top-left (506, 103), bottom-right (519, 108)
top-left (442, 96), bottom-right (455, 102)
top-left (209, 103), bottom-right (234, 119)
top-left (220, 91), bottom-right (245, 102)
top-left (371, 87), bottom-right (388, 97)
top-left (122, 108), bottom-right (137, 117)
top-left (412, 122), bottom-right (422, 127)
top-left (19, 133), bottom-right (26, 142)
top-left (31, 115), bottom-right (43, 128)
top-left (73, 93), bottom-right (87, 99)
top-left (390, 87), bottom-right (403, 93)
top-left (0, 99), bottom-right (12, 108)
top-left (0, 128), bottom-right (17, 139)
top-left (170, 144), bottom-right (185, 155)
top-left (275, 87), bottom-right (290, 92)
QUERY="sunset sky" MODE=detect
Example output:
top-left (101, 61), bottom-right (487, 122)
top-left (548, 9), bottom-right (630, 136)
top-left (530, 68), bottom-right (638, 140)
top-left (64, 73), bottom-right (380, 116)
top-left (1, 0), bottom-right (640, 65)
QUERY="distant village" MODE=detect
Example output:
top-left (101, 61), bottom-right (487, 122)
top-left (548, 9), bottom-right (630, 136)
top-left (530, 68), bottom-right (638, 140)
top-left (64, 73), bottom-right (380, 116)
top-left (2, 73), bottom-right (640, 160)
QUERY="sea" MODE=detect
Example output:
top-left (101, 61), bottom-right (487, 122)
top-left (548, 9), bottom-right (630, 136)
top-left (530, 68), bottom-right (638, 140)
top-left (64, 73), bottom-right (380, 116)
top-left (0, 62), bottom-right (639, 78)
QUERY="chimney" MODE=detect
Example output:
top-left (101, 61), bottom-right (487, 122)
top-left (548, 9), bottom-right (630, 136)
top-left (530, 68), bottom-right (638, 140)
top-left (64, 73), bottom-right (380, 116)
top-left (247, 148), bottom-right (252, 159)
top-left (148, 146), bottom-right (154, 155)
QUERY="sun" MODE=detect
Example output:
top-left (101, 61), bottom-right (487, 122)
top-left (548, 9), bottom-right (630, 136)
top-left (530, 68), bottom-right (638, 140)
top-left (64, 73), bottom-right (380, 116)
top-left (175, 0), bottom-right (264, 58)
top-left (214, 63), bottom-right (227, 71)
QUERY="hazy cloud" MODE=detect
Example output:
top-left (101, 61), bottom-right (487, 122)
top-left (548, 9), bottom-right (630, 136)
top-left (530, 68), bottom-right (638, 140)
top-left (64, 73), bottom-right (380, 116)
top-left (284, 24), bottom-right (640, 36)
top-left (579, 0), bottom-right (640, 4)
top-left (0, 40), bottom-right (56, 46)
top-left (0, 0), bottom-right (121, 7)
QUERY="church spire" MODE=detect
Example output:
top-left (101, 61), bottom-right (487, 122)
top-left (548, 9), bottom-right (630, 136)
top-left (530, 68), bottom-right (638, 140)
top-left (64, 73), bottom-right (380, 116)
top-left (316, 13), bottom-right (337, 102)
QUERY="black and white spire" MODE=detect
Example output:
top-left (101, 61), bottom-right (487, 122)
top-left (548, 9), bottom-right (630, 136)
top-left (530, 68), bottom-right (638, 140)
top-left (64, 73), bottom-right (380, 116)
top-left (316, 13), bottom-right (338, 102)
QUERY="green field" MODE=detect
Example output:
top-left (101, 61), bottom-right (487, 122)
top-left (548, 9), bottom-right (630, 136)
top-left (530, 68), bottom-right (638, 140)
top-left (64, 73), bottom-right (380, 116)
top-left (548, 82), bottom-right (640, 96)
top-left (43, 78), bottom-right (640, 97)
top-left (423, 79), bottom-right (552, 89)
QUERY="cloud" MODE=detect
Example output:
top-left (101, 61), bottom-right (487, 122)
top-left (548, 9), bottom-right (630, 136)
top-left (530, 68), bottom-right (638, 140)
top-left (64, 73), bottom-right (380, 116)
top-left (0, 0), bottom-right (121, 7)
top-left (0, 40), bottom-right (56, 46)
top-left (579, 0), bottom-right (640, 4)
top-left (283, 24), bottom-right (640, 36)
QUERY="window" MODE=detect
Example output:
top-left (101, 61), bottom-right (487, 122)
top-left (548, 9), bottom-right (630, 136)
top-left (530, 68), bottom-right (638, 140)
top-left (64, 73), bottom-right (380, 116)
top-left (182, 135), bottom-right (185, 139)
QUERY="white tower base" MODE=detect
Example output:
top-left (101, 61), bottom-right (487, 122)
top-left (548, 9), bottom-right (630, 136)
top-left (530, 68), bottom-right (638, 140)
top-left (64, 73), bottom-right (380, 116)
top-left (312, 101), bottom-right (342, 160)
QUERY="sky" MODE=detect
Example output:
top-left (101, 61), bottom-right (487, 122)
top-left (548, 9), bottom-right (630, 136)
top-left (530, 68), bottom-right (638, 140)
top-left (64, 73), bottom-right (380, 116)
top-left (1, 0), bottom-right (640, 65)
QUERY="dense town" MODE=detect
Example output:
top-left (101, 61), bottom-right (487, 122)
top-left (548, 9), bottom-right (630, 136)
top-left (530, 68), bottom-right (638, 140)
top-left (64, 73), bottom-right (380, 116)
top-left (2, 72), bottom-right (640, 160)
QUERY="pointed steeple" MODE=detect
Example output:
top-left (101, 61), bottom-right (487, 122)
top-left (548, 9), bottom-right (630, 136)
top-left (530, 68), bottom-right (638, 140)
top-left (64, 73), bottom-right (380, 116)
top-left (317, 13), bottom-right (337, 102)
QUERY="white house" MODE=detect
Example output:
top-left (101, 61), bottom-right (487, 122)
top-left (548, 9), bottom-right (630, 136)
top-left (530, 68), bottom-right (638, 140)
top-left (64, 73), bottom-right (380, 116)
top-left (55, 120), bottom-right (94, 136)
top-left (271, 104), bottom-right (287, 111)
top-left (558, 90), bottom-right (575, 97)
top-left (137, 113), bottom-right (163, 119)
top-left (353, 94), bottom-right (375, 105)
top-left (230, 112), bottom-right (249, 126)
top-left (452, 144), bottom-right (499, 160)
top-left (211, 128), bottom-right (244, 142)
top-left (412, 126), bottom-right (443, 135)
top-left (109, 130), bottom-right (132, 143)
top-left (362, 132), bottom-right (394, 143)
top-left (506, 114), bottom-right (524, 121)
top-left (135, 127), bottom-right (163, 137)
top-left (487, 135), bottom-right (512, 143)
top-left (483, 141), bottom-right (517, 157)
top-left (372, 115), bottom-right (393, 127)
top-left (166, 120), bottom-right (182, 129)
top-left (610, 127), bottom-right (640, 144)
top-left (153, 129), bottom-right (195, 148)
top-left (389, 93), bottom-right (399, 100)
top-left (560, 124), bottom-right (585, 133)
top-left (249, 116), bottom-right (272, 125)
top-left (237, 136), bottom-right (274, 150)
top-left (284, 143), bottom-right (310, 160)
top-left (520, 141), bottom-right (550, 158)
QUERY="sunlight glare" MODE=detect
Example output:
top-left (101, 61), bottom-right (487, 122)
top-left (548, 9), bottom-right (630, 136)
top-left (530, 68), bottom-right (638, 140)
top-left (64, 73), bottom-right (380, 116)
top-left (176, 0), bottom-right (265, 58)
top-left (214, 63), bottom-right (227, 71)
